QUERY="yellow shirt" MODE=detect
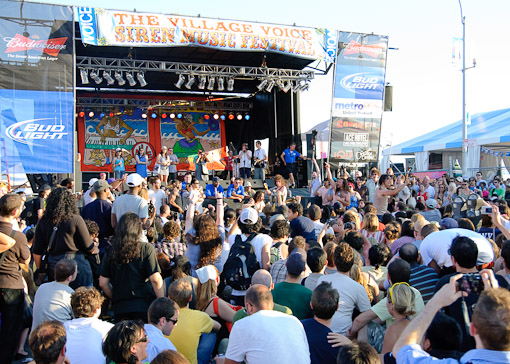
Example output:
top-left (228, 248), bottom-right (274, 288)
top-left (166, 307), bottom-right (214, 364)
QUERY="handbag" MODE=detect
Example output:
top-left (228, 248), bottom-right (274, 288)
top-left (34, 224), bottom-right (58, 286)
top-left (202, 163), bottom-right (209, 175)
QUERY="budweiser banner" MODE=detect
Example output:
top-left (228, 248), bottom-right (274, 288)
top-left (0, 1), bottom-right (74, 174)
top-left (77, 7), bottom-right (337, 62)
top-left (329, 32), bottom-right (389, 163)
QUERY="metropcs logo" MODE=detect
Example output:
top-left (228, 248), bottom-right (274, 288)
top-left (4, 34), bottom-right (67, 57)
top-left (343, 40), bottom-right (385, 58)
top-left (6, 119), bottom-right (68, 146)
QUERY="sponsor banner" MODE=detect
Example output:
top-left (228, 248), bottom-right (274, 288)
top-left (77, 8), bottom-right (336, 62)
top-left (330, 117), bottom-right (380, 162)
top-left (0, 89), bottom-right (74, 174)
top-left (78, 107), bottom-right (226, 172)
top-left (337, 32), bottom-right (388, 67)
top-left (413, 170), bottom-right (448, 181)
top-left (329, 32), bottom-right (388, 165)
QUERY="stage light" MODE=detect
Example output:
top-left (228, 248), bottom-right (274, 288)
top-left (175, 74), bottom-right (185, 89)
top-left (257, 79), bottom-right (268, 91)
top-left (198, 75), bottom-right (207, 89)
top-left (90, 70), bottom-right (102, 84)
top-left (213, 113), bottom-right (219, 120)
top-left (276, 79), bottom-right (285, 91)
top-left (100, 112), bottom-right (105, 118)
top-left (300, 82), bottom-right (309, 92)
top-left (245, 113), bottom-right (250, 120)
top-left (126, 72), bottom-right (136, 86)
top-left (141, 112), bottom-right (147, 119)
top-left (283, 80), bottom-right (292, 93)
top-left (151, 112), bottom-right (158, 119)
top-left (177, 113), bottom-right (183, 119)
top-left (220, 114), bottom-right (226, 120)
top-left (115, 71), bottom-right (126, 86)
top-left (169, 112), bottom-right (176, 119)
top-left (227, 77), bottom-right (234, 91)
top-left (228, 112), bottom-right (234, 120)
top-left (161, 113), bottom-right (167, 119)
top-left (217, 77), bottom-right (225, 91)
top-left (137, 72), bottom-right (147, 87)
top-left (80, 69), bottom-right (89, 84)
top-left (89, 111), bottom-right (95, 118)
top-left (103, 71), bottom-right (115, 85)
top-left (236, 113), bottom-right (243, 120)
top-left (79, 111), bottom-right (85, 117)
top-left (266, 80), bottom-right (275, 92)
top-left (204, 114), bottom-right (210, 120)
top-left (207, 76), bottom-right (215, 90)
top-left (109, 112), bottom-right (114, 117)
top-left (185, 74), bottom-right (196, 89)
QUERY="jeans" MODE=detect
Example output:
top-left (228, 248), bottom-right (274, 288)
top-left (114, 170), bottom-right (125, 179)
top-left (197, 331), bottom-right (217, 364)
top-left (0, 288), bottom-right (24, 364)
top-left (240, 167), bottom-right (251, 179)
top-left (254, 167), bottom-right (265, 180)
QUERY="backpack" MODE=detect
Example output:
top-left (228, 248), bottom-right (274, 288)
top-left (20, 198), bottom-right (38, 226)
top-left (221, 233), bottom-right (259, 291)
top-left (270, 241), bottom-right (283, 265)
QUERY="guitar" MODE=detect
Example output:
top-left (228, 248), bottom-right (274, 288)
top-left (253, 158), bottom-right (267, 168)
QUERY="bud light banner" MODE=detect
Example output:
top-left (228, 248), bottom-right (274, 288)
top-left (0, 1), bottom-right (74, 173)
top-left (329, 32), bottom-right (388, 163)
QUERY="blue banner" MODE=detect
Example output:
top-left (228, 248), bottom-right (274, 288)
top-left (0, 89), bottom-right (74, 174)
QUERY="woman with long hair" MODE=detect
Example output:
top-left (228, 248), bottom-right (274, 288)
top-left (113, 148), bottom-right (126, 179)
top-left (361, 213), bottom-right (385, 245)
top-left (265, 174), bottom-right (287, 207)
top-left (102, 320), bottom-right (149, 364)
top-left (135, 148), bottom-right (150, 179)
top-left (158, 146), bottom-right (171, 183)
top-left (99, 212), bottom-right (164, 322)
top-left (33, 187), bottom-right (97, 288)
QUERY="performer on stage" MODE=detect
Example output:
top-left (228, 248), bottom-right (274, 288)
top-left (113, 148), bottom-right (125, 179)
top-left (221, 150), bottom-right (235, 181)
top-left (253, 141), bottom-right (267, 180)
top-left (238, 143), bottom-right (252, 179)
top-left (157, 146), bottom-right (171, 183)
top-left (281, 142), bottom-right (308, 188)
top-left (135, 147), bottom-right (151, 179)
top-left (194, 149), bottom-right (210, 181)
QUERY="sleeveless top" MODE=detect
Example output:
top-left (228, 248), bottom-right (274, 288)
top-left (348, 194), bottom-right (359, 209)
top-left (136, 155), bottom-right (147, 177)
top-left (374, 186), bottom-right (389, 215)
top-left (114, 157), bottom-right (124, 171)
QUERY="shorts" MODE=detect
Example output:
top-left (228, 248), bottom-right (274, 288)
top-left (286, 163), bottom-right (297, 177)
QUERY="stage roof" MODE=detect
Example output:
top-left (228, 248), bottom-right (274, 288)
top-left (387, 108), bottom-right (510, 155)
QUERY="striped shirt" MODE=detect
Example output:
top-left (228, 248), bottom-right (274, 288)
top-left (409, 263), bottom-right (439, 304)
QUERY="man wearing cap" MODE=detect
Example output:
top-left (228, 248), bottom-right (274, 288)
top-left (253, 141), bottom-right (267, 181)
top-left (205, 177), bottom-right (225, 201)
top-left (82, 178), bottom-right (98, 206)
top-left (271, 249), bottom-right (313, 320)
top-left (82, 180), bottom-right (114, 253)
top-left (111, 173), bottom-right (149, 229)
top-left (420, 199), bottom-right (441, 223)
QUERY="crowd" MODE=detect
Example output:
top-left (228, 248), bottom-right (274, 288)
top-left (1, 162), bottom-right (510, 364)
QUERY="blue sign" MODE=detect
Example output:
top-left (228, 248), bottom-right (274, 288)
top-left (77, 7), bottom-right (98, 46)
top-left (0, 89), bottom-right (74, 173)
top-left (334, 65), bottom-right (385, 100)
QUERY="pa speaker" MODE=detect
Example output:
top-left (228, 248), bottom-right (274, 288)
top-left (384, 85), bottom-right (393, 111)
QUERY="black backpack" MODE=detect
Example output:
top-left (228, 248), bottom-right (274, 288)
top-left (221, 233), bottom-right (259, 291)
top-left (20, 198), bottom-right (38, 226)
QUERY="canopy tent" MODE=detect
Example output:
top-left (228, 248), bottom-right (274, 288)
top-left (382, 108), bottom-right (510, 175)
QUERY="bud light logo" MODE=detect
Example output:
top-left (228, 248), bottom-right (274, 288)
top-left (6, 119), bottom-right (68, 146)
top-left (340, 72), bottom-right (384, 98)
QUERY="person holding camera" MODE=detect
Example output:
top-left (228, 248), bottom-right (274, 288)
top-left (195, 149), bottom-right (210, 182)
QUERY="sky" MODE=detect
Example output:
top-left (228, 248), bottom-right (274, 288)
top-left (34, 0), bottom-right (510, 149)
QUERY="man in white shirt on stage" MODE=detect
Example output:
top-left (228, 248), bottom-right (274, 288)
top-left (253, 141), bottom-right (267, 181)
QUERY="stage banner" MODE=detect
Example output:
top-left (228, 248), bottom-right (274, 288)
top-left (0, 1), bottom-right (74, 174)
top-left (329, 32), bottom-right (388, 163)
top-left (77, 7), bottom-right (337, 62)
top-left (78, 108), bottom-right (226, 173)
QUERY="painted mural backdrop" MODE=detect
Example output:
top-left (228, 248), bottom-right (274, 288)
top-left (78, 107), bottom-right (225, 173)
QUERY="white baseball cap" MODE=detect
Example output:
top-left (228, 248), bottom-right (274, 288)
top-left (88, 178), bottom-right (98, 187)
top-left (126, 173), bottom-right (144, 187)
top-left (240, 207), bottom-right (259, 224)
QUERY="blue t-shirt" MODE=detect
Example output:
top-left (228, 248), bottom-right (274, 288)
top-left (136, 155), bottom-right (148, 178)
top-left (283, 148), bottom-right (301, 163)
top-left (227, 184), bottom-right (245, 198)
top-left (301, 318), bottom-right (339, 364)
top-left (290, 216), bottom-right (316, 241)
top-left (205, 184), bottom-right (225, 198)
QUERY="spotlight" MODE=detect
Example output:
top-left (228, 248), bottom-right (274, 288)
top-left (80, 69), bottom-right (89, 84)
top-left (282, 80), bottom-right (292, 93)
top-left (207, 76), bottom-right (215, 91)
top-left (276, 79), bottom-right (285, 91)
top-left (213, 113), bottom-right (219, 120)
top-left (245, 113), bottom-right (250, 120)
top-left (228, 112), bottom-right (235, 120)
top-left (89, 111), bottom-right (95, 118)
top-left (227, 77), bottom-right (234, 91)
top-left (126, 72), bottom-right (136, 86)
top-left (198, 75), bottom-right (207, 89)
top-left (151, 112), bottom-right (158, 119)
top-left (100, 112), bottom-right (105, 118)
top-left (185, 74), bottom-right (196, 89)
top-left (161, 113), bottom-right (167, 119)
top-left (300, 82), bottom-right (310, 92)
top-left (141, 112), bottom-right (147, 119)
top-left (90, 70), bottom-right (102, 84)
top-left (114, 71), bottom-right (126, 86)
top-left (137, 72), bottom-right (147, 87)
top-left (257, 79), bottom-right (268, 91)
top-left (103, 71), bottom-right (115, 85)
top-left (217, 77), bottom-right (224, 91)
top-left (220, 114), bottom-right (226, 120)
top-left (266, 80), bottom-right (275, 92)
top-left (109, 112), bottom-right (114, 118)
top-left (169, 112), bottom-right (176, 119)
top-left (204, 114), bottom-right (210, 120)
top-left (236, 113), bottom-right (243, 120)
top-left (177, 113), bottom-right (183, 119)
top-left (79, 111), bottom-right (85, 117)
top-left (175, 74), bottom-right (185, 89)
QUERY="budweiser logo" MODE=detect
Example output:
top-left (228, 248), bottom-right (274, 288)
top-left (343, 40), bottom-right (383, 58)
top-left (4, 33), bottom-right (67, 57)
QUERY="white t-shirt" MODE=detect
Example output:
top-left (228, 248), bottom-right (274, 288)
top-left (145, 323), bottom-right (177, 362)
top-left (83, 188), bottom-right (96, 206)
top-left (149, 188), bottom-right (167, 215)
top-left (316, 273), bottom-right (371, 335)
top-left (239, 150), bottom-right (252, 168)
top-left (226, 310), bottom-right (310, 364)
top-left (310, 177), bottom-right (322, 197)
top-left (64, 317), bottom-right (114, 364)
top-left (112, 193), bottom-right (148, 222)
top-left (425, 185), bottom-right (435, 198)
top-left (312, 221), bottom-right (334, 240)
top-left (253, 148), bottom-right (267, 164)
top-left (420, 228), bottom-right (494, 268)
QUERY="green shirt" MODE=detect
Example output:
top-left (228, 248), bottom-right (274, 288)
top-left (232, 302), bottom-right (292, 324)
top-left (271, 281), bottom-right (313, 320)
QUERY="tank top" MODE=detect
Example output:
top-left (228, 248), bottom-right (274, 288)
top-left (348, 194), bottom-right (359, 209)
top-left (114, 157), bottom-right (125, 171)
top-left (136, 155), bottom-right (147, 177)
top-left (374, 186), bottom-right (389, 215)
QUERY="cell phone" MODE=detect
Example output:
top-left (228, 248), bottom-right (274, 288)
top-left (328, 218), bottom-right (337, 225)
top-left (459, 273), bottom-right (483, 296)
top-left (481, 206), bottom-right (493, 215)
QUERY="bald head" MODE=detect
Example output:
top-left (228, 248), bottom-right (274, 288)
top-left (245, 284), bottom-right (274, 312)
top-left (251, 269), bottom-right (273, 288)
top-left (399, 243), bottom-right (419, 263)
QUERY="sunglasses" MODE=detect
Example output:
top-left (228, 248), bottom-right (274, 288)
top-left (167, 318), bottom-right (178, 325)
top-left (388, 282), bottom-right (410, 304)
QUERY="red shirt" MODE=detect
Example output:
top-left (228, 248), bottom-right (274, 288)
top-left (223, 156), bottom-right (234, 171)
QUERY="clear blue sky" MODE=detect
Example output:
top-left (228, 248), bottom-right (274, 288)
top-left (36, 0), bottom-right (510, 147)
